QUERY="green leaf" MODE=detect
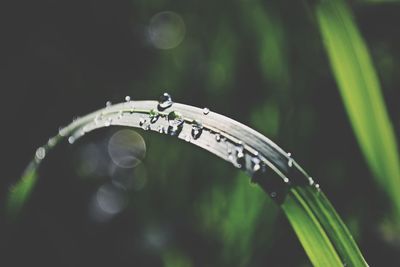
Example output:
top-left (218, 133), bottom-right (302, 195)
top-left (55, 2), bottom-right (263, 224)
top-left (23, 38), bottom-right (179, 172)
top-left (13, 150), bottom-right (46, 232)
top-left (4, 99), bottom-right (368, 265)
top-left (282, 187), bottom-right (368, 266)
top-left (6, 163), bottom-right (38, 221)
top-left (316, 0), bottom-right (400, 220)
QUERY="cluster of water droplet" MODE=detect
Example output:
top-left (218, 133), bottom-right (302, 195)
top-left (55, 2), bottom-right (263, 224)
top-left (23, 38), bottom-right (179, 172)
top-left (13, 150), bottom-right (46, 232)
top-left (49, 92), bottom-right (321, 205)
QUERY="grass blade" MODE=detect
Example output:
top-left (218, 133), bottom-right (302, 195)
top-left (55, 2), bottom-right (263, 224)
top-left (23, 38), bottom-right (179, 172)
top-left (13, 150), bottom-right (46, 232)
top-left (315, 0), bottom-right (400, 220)
top-left (283, 187), bottom-right (368, 266)
top-left (5, 97), bottom-right (368, 265)
top-left (6, 164), bottom-right (38, 221)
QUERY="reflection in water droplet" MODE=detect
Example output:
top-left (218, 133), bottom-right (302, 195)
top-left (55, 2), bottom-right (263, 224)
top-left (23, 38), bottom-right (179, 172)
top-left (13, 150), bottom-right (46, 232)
top-left (148, 11), bottom-right (186, 50)
top-left (203, 107), bottom-right (210, 115)
top-left (149, 109), bottom-right (159, 123)
top-left (158, 93), bottom-right (173, 110)
top-left (125, 96), bottom-right (131, 102)
top-left (108, 129), bottom-right (146, 168)
top-left (191, 120), bottom-right (203, 139)
top-left (35, 147), bottom-right (46, 160)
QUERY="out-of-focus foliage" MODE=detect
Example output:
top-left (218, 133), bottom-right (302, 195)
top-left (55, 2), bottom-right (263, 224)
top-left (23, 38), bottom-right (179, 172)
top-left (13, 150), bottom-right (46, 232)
top-left (316, 0), bottom-right (400, 222)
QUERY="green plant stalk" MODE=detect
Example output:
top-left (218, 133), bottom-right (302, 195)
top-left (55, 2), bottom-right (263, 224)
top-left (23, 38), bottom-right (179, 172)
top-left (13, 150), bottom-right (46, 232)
top-left (6, 99), bottom-right (368, 265)
top-left (315, 0), bottom-right (400, 221)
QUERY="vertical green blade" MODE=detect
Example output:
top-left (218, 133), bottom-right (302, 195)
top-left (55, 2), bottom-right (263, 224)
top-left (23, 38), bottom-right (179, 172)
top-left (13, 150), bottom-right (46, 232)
top-left (316, 0), bottom-right (400, 220)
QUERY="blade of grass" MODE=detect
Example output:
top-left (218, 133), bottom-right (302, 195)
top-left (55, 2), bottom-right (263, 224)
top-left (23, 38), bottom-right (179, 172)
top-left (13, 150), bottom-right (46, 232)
top-left (283, 187), bottom-right (368, 266)
top-left (282, 188), bottom-right (343, 266)
top-left (6, 164), bottom-right (38, 221)
top-left (315, 0), bottom-right (400, 220)
top-left (6, 98), bottom-right (368, 265)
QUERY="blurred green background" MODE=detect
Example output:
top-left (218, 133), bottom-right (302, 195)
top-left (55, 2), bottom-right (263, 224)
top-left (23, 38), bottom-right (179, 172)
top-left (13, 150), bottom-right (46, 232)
top-left (1, 0), bottom-right (399, 266)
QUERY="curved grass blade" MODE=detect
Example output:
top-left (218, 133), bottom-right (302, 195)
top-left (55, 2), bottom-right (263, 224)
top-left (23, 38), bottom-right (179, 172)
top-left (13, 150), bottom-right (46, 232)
top-left (315, 0), bottom-right (400, 221)
top-left (6, 97), bottom-right (367, 265)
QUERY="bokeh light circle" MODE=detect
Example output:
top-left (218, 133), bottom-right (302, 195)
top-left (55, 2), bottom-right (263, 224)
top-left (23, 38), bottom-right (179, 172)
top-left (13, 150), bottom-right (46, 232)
top-left (108, 129), bottom-right (146, 168)
top-left (148, 11), bottom-right (186, 49)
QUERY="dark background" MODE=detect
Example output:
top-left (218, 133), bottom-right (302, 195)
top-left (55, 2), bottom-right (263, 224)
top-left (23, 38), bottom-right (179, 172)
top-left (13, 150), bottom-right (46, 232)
top-left (1, 0), bottom-right (400, 266)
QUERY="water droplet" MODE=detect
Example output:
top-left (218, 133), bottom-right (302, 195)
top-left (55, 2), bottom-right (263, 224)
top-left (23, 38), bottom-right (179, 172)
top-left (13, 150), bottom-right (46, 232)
top-left (215, 133), bottom-right (221, 142)
top-left (191, 120), bottom-right (203, 139)
top-left (129, 104), bottom-right (135, 113)
top-left (235, 145), bottom-right (245, 168)
top-left (167, 111), bottom-right (184, 136)
top-left (158, 93), bottom-right (173, 110)
top-left (203, 107), bottom-right (210, 115)
top-left (270, 192), bottom-right (277, 198)
top-left (142, 124), bottom-right (150, 131)
top-left (149, 109), bottom-right (159, 123)
top-left (104, 118), bottom-right (112, 127)
top-left (167, 111), bottom-right (184, 128)
top-left (283, 177), bottom-right (289, 183)
top-left (106, 101), bottom-right (112, 107)
top-left (315, 183), bottom-right (320, 190)
top-left (35, 147), bottom-right (46, 160)
top-left (251, 156), bottom-right (261, 172)
top-left (287, 152), bottom-right (293, 167)
top-left (47, 137), bottom-right (56, 147)
top-left (59, 127), bottom-right (66, 137)
top-left (68, 136), bottom-right (75, 144)
top-left (125, 96), bottom-right (131, 102)
top-left (308, 177), bottom-right (314, 186)
top-left (139, 118), bottom-right (146, 126)
top-left (158, 126), bottom-right (165, 133)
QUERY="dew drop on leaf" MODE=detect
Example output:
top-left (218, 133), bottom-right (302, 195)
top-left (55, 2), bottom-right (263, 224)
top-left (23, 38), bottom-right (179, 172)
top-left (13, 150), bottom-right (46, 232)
top-left (158, 93), bottom-right (173, 110)
top-left (149, 109), bottom-right (159, 123)
top-left (191, 120), bottom-right (203, 139)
